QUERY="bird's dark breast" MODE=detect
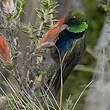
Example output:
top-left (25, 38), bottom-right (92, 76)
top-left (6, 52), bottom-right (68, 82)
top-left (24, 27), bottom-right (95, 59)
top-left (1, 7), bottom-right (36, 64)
top-left (49, 32), bottom-right (86, 95)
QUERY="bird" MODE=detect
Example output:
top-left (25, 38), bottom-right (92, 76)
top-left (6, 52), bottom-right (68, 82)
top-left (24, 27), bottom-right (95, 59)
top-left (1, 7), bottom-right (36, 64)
top-left (37, 10), bottom-right (88, 96)
top-left (39, 11), bottom-right (88, 56)
top-left (0, 33), bottom-right (11, 62)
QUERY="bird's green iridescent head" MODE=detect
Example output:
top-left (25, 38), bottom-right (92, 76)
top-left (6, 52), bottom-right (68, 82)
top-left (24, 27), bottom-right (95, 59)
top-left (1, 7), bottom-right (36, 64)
top-left (65, 10), bottom-right (88, 33)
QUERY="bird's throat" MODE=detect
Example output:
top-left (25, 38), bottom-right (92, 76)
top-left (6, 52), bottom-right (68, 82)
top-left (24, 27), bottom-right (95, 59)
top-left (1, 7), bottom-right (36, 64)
top-left (67, 22), bottom-right (88, 33)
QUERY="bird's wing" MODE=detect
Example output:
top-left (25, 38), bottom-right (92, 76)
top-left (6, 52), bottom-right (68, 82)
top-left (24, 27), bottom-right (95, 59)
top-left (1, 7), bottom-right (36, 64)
top-left (39, 18), bottom-right (65, 47)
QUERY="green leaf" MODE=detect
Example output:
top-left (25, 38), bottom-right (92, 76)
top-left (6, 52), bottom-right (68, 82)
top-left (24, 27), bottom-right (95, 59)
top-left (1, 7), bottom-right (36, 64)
top-left (67, 22), bottom-right (88, 33)
top-left (102, 5), bottom-right (110, 11)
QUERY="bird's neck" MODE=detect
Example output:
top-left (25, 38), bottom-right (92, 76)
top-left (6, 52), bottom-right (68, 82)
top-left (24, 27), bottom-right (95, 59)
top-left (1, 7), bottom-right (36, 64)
top-left (67, 21), bottom-right (88, 33)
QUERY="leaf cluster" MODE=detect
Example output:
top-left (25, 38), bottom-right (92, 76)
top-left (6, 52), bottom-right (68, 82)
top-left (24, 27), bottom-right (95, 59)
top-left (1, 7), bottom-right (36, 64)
top-left (36, 0), bottom-right (59, 31)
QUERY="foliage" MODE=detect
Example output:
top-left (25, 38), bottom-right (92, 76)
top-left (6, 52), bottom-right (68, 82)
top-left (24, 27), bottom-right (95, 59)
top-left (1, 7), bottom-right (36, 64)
top-left (0, 0), bottom-right (65, 110)
top-left (0, 0), bottom-right (106, 110)
top-left (98, 0), bottom-right (110, 11)
top-left (35, 0), bottom-right (59, 36)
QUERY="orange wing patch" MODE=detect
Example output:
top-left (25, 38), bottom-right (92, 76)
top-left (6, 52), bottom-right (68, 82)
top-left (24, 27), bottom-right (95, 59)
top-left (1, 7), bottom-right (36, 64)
top-left (0, 33), bottom-right (11, 62)
top-left (40, 18), bottom-right (65, 43)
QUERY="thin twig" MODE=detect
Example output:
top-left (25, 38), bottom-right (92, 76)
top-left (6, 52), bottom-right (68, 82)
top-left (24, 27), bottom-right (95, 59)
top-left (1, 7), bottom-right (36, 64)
top-left (71, 80), bottom-right (94, 110)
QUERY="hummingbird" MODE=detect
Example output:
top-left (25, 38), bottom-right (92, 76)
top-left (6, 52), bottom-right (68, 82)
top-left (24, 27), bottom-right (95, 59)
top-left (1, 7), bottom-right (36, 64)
top-left (39, 10), bottom-right (88, 56)
top-left (37, 10), bottom-right (88, 95)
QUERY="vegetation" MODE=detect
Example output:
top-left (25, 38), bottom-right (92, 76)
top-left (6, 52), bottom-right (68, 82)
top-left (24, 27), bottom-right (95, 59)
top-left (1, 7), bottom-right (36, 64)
top-left (0, 0), bottom-right (109, 110)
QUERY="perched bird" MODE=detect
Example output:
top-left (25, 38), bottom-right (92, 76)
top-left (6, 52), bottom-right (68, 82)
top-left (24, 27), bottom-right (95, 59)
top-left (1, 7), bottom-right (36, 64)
top-left (37, 10), bottom-right (88, 96)
top-left (47, 11), bottom-right (88, 95)
top-left (0, 33), bottom-right (11, 62)
top-left (39, 11), bottom-right (88, 56)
